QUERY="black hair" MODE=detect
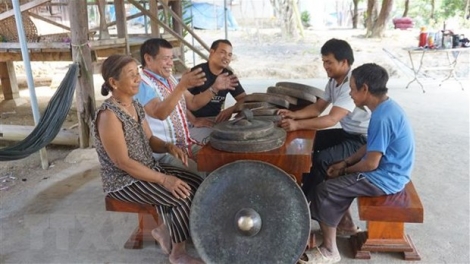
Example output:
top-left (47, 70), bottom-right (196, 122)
top-left (210, 39), bottom-right (232, 51)
top-left (140, 38), bottom-right (173, 67)
top-left (321, 38), bottom-right (354, 66)
top-left (351, 63), bottom-right (389, 96)
top-left (101, 54), bottom-right (136, 96)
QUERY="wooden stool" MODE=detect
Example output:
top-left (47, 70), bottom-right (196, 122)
top-left (350, 181), bottom-right (424, 260)
top-left (105, 196), bottom-right (159, 249)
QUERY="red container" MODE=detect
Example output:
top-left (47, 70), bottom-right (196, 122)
top-left (419, 29), bottom-right (427, 47)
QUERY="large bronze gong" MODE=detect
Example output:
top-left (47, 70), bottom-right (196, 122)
top-left (209, 111), bottom-right (286, 152)
top-left (190, 161), bottom-right (310, 264)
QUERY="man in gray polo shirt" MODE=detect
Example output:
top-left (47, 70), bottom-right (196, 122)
top-left (278, 38), bottom-right (370, 235)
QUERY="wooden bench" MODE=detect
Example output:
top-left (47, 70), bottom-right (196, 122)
top-left (350, 181), bottom-right (424, 260)
top-left (105, 196), bottom-right (160, 249)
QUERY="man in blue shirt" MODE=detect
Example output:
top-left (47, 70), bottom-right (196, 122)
top-left (302, 63), bottom-right (415, 263)
top-left (134, 38), bottom-right (237, 176)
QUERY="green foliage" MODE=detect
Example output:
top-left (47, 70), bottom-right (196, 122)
top-left (159, 0), bottom-right (192, 37)
top-left (301, 11), bottom-right (311, 27)
top-left (395, 0), bottom-right (467, 28)
top-left (440, 0), bottom-right (466, 18)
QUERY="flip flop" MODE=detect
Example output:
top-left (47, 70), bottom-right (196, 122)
top-left (336, 226), bottom-right (361, 237)
top-left (318, 226), bottom-right (362, 237)
top-left (297, 247), bottom-right (341, 264)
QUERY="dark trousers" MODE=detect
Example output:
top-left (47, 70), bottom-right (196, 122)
top-left (301, 128), bottom-right (367, 200)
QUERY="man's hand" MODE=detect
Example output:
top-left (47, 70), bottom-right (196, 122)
top-left (277, 109), bottom-right (296, 119)
top-left (212, 72), bottom-right (238, 92)
top-left (278, 118), bottom-right (300, 131)
top-left (327, 160), bottom-right (347, 178)
top-left (180, 68), bottom-right (206, 89)
top-left (166, 143), bottom-right (189, 166)
top-left (215, 108), bottom-right (234, 123)
top-left (192, 117), bottom-right (215, 128)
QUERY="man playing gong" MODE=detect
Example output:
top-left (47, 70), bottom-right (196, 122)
top-left (302, 63), bottom-right (415, 263)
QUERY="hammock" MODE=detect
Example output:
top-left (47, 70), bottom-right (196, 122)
top-left (0, 63), bottom-right (79, 161)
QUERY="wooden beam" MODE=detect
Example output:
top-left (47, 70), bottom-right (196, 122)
top-left (0, 42), bottom-right (70, 49)
top-left (0, 125), bottom-right (79, 146)
top-left (89, 38), bottom-right (127, 49)
top-left (159, 0), bottom-right (211, 52)
top-left (89, 12), bottom-right (144, 32)
top-left (28, 11), bottom-right (71, 31)
top-left (0, 52), bottom-right (72, 61)
top-left (0, 0), bottom-right (51, 21)
top-left (0, 61), bottom-right (19, 100)
top-left (127, 0), bottom-right (208, 61)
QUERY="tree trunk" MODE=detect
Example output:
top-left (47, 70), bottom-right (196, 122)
top-left (402, 0), bottom-right (409, 17)
top-left (270, 0), bottom-right (300, 39)
top-left (365, 0), bottom-right (378, 37)
top-left (352, 0), bottom-right (359, 29)
top-left (466, 0), bottom-right (470, 20)
top-left (430, 0), bottom-right (435, 19)
top-left (368, 0), bottom-right (394, 38)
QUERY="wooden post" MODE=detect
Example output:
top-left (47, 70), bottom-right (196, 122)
top-left (169, 0), bottom-right (184, 61)
top-left (97, 0), bottom-right (110, 39)
top-left (149, 0), bottom-right (159, 37)
top-left (68, 0), bottom-right (95, 148)
top-left (170, 0), bottom-right (182, 37)
top-left (0, 61), bottom-right (19, 100)
top-left (114, 0), bottom-right (129, 54)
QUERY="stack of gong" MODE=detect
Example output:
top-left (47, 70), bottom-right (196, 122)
top-left (209, 108), bottom-right (286, 152)
top-left (209, 82), bottom-right (324, 153)
top-left (233, 81), bottom-right (325, 122)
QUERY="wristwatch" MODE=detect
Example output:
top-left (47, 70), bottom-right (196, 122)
top-left (209, 87), bottom-right (217, 95)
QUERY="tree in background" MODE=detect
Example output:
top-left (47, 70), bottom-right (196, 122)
top-left (466, 0), bottom-right (470, 20)
top-left (441, 0), bottom-right (468, 19)
top-left (395, 0), bottom-right (469, 28)
top-left (351, 0), bottom-right (361, 28)
top-left (269, 0), bottom-right (303, 39)
top-left (431, 0), bottom-right (436, 19)
top-left (466, 0), bottom-right (470, 19)
top-left (402, 0), bottom-right (410, 17)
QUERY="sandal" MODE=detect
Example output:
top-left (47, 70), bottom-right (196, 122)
top-left (336, 226), bottom-right (361, 237)
top-left (297, 247), bottom-right (341, 264)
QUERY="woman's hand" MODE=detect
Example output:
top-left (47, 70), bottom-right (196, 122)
top-left (166, 144), bottom-right (189, 166)
top-left (162, 175), bottom-right (191, 199)
top-left (327, 160), bottom-right (347, 178)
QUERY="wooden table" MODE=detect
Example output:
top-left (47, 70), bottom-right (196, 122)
top-left (197, 130), bottom-right (316, 184)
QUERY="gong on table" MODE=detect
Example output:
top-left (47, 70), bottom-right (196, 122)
top-left (190, 160), bottom-right (310, 264)
top-left (209, 109), bottom-right (286, 153)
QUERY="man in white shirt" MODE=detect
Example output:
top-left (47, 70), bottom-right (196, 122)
top-left (278, 38), bottom-right (370, 235)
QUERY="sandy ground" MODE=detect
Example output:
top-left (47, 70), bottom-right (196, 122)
top-left (1, 27), bottom-right (469, 263)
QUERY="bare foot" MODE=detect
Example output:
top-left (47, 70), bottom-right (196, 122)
top-left (169, 253), bottom-right (204, 264)
top-left (151, 225), bottom-right (171, 255)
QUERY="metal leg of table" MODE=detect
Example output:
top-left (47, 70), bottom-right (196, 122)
top-left (406, 51), bottom-right (426, 93)
top-left (438, 51), bottom-right (464, 90)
